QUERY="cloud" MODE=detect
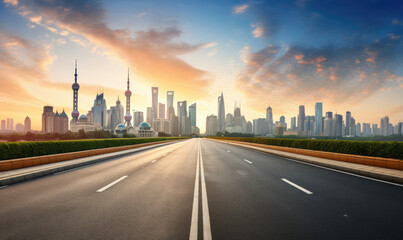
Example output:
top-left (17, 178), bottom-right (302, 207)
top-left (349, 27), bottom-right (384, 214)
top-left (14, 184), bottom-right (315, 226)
top-left (7, 0), bottom-right (212, 98)
top-left (236, 36), bottom-right (403, 112)
top-left (252, 25), bottom-right (263, 38)
top-left (234, 4), bottom-right (249, 14)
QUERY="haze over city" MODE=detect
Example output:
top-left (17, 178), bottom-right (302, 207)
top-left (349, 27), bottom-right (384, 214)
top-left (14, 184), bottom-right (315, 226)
top-left (0, 0), bottom-right (402, 132)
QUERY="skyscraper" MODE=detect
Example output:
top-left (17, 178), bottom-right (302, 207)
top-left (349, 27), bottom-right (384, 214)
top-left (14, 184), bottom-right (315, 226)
top-left (177, 101), bottom-right (188, 135)
top-left (266, 106), bottom-right (273, 134)
top-left (109, 98), bottom-right (124, 130)
top-left (315, 102), bottom-right (323, 136)
top-left (298, 105), bottom-right (305, 131)
top-left (71, 60), bottom-right (80, 125)
top-left (152, 87), bottom-right (158, 119)
top-left (133, 111), bottom-right (144, 127)
top-left (42, 106), bottom-right (55, 133)
top-left (159, 103), bottom-right (165, 119)
top-left (91, 93), bottom-right (107, 129)
top-left (291, 117), bottom-right (296, 130)
top-left (324, 112), bottom-right (333, 136)
top-left (189, 103), bottom-right (196, 127)
top-left (24, 116), bottom-right (31, 132)
top-left (124, 69), bottom-right (132, 127)
top-left (218, 92), bottom-right (225, 132)
top-left (381, 116), bottom-right (389, 136)
top-left (1, 120), bottom-right (5, 131)
top-left (166, 91), bottom-right (174, 119)
top-left (334, 114), bottom-right (343, 137)
top-left (206, 115), bottom-right (218, 136)
top-left (146, 107), bottom-right (153, 124)
top-left (345, 111), bottom-right (351, 135)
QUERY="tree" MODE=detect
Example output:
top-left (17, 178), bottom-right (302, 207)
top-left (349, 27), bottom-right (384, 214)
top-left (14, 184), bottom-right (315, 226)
top-left (78, 129), bottom-right (87, 139)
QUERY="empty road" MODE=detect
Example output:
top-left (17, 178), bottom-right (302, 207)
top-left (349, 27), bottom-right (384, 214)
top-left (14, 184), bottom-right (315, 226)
top-left (0, 138), bottom-right (402, 239)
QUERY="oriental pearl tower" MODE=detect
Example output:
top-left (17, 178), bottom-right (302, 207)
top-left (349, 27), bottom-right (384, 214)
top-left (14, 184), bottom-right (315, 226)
top-left (124, 69), bottom-right (132, 127)
top-left (71, 60), bottom-right (80, 124)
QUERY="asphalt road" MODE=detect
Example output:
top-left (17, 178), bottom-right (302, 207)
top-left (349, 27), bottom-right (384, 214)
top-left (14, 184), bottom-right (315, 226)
top-left (0, 138), bottom-right (402, 240)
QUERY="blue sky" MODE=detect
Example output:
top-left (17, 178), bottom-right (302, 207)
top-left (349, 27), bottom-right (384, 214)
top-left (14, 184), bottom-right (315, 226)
top-left (0, 0), bottom-right (402, 131)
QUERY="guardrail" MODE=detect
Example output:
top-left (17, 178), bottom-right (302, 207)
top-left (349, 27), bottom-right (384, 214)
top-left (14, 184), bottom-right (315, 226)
top-left (0, 140), bottom-right (181, 172)
top-left (214, 139), bottom-right (403, 171)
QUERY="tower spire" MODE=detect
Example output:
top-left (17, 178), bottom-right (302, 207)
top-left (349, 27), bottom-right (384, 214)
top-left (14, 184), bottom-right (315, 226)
top-left (124, 68), bottom-right (132, 127)
top-left (74, 59), bottom-right (77, 83)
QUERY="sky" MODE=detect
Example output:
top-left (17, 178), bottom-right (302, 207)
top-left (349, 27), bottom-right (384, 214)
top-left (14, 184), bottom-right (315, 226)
top-left (0, 0), bottom-right (402, 132)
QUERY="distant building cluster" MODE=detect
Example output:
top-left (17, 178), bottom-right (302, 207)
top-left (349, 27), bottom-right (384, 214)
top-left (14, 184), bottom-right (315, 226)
top-left (204, 94), bottom-right (402, 137)
top-left (38, 61), bottom-right (200, 137)
top-left (205, 93), bottom-right (253, 136)
top-left (249, 103), bottom-right (402, 137)
top-left (0, 116), bottom-right (31, 134)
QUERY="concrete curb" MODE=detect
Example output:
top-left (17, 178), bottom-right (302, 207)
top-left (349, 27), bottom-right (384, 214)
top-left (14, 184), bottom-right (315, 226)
top-left (0, 140), bottom-right (183, 186)
top-left (209, 139), bottom-right (403, 185)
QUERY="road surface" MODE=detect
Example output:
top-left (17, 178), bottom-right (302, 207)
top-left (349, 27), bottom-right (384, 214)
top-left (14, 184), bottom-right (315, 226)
top-left (0, 138), bottom-right (402, 239)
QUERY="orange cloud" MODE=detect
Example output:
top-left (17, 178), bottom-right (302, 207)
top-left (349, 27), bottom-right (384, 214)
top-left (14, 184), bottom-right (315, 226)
top-left (294, 54), bottom-right (304, 60)
top-left (234, 4), bottom-right (249, 14)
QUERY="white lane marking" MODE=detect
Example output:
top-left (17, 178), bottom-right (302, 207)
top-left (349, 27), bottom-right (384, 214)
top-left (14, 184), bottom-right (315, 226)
top-left (282, 178), bottom-right (313, 195)
top-left (283, 157), bottom-right (403, 188)
top-left (227, 150), bottom-right (231, 153)
top-left (189, 142), bottom-right (200, 240)
top-left (200, 141), bottom-right (212, 240)
top-left (0, 185), bottom-right (8, 189)
top-left (96, 176), bottom-right (128, 193)
top-left (243, 159), bottom-right (253, 164)
top-left (152, 159), bottom-right (157, 163)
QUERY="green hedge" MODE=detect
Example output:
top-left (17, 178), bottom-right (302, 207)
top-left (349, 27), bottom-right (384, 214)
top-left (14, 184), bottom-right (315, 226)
top-left (208, 137), bottom-right (403, 160)
top-left (0, 137), bottom-right (187, 161)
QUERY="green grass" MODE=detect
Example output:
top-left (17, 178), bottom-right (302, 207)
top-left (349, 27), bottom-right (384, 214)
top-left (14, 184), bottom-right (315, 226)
top-left (208, 137), bottom-right (403, 160)
top-left (0, 137), bottom-right (188, 161)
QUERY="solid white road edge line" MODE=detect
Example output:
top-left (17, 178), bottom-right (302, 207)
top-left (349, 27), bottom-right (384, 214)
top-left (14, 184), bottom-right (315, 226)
top-left (152, 160), bottom-right (157, 163)
top-left (189, 142), bottom-right (200, 240)
top-left (243, 159), bottom-right (253, 164)
top-left (282, 178), bottom-right (313, 194)
top-left (96, 176), bottom-right (128, 193)
top-left (200, 141), bottom-right (212, 240)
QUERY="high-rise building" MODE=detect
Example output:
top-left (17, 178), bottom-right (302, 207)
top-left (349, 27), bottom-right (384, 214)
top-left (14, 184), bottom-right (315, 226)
top-left (24, 116), bottom-right (31, 132)
top-left (298, 105), bottom-right (305, 131)
top-left (71, 60), bottom-right (80, 125)
top-left (334, 114), bottom-right (343, 137)
top-left (350, 117), bottom-right (356, 136)
top-left (166, 91), bottom-right (174, 118)
top-left (109, 98), bottom-right (124, 130)
top-left (159, 103), bottom-right (165, 119)
top-left (315, 102), bottom-right (323, 136)
top-left (177, 101), bottom-right (188, 135)
top-left (324, 112), bottom-right (333, 136)
top-left (356, 122), bottom-right (362, 136)
top-left (146, 107), bottom-right (153, 124)
top-left (381, 116), bottom-right (389, 136)
top-left (189, 103), bottom-right (196, 127)
top-left (226, 113), bottom-right (234, 127)
top-left (124, 70), bottom-right (132, 127)
top-left (1, 120), bottom-right (5, 131)
top-left (218, 92), bottom-right (225, 132)
top-left (42, 106), bottom-right (55, 133)
top-left (266, 106), bottom-right (273, 134)
top-left (398, 122), bottom-right (403, 135)
top-left (91, 93), bottom-right (107, 129)
top-left (206, 115), bottom-right (218, 136)
top-left (345, 111), bottom-right (351, 135)
top-left (291, 117), bottom-right (296, 130)
top-left (152, 118), bottom-right (171, 134)
top-left (10, 118), bottom-right (14, 130)
top-left (133, 111), bottom-right (144, 127)
top-left (152, 87), bottom-right (158, 119)
top-left (372, 123), bottom-right (379, 135)
top-left (362, 123), bottom-right (371, 136)
top-left (253, 118), bottom-right (268, 136)
top-left (6, 118), bottom-right (10, 130)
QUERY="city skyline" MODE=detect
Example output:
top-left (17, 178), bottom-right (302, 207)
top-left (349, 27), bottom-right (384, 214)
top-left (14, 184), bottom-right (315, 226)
top-left (0, 0), bottom-right (402, 133)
